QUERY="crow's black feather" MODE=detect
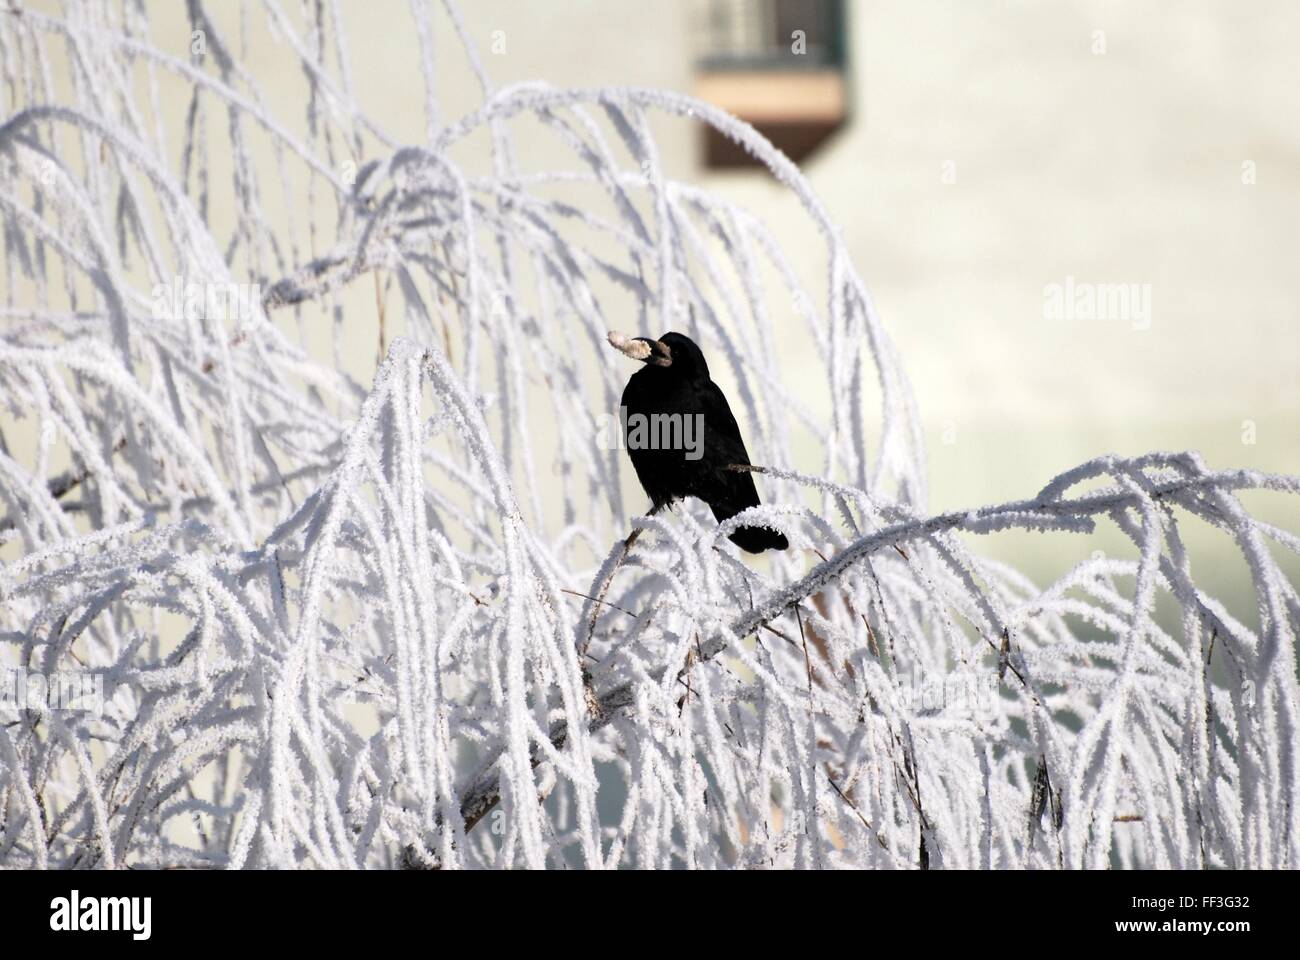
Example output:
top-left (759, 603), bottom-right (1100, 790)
top-left (619, 332), bottom-right (787, 553)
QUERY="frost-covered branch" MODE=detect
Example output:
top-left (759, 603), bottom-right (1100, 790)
top-left (0, 1), bottom-right (1296, 870)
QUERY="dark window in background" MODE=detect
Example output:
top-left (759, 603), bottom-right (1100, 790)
top-left (694, 0), bottom-right (848, 168)
top-left (699, 0), bottom-right (845, 70)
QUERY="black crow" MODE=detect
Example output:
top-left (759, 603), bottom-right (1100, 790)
top-left (609, 330), bottom-right (788, 553)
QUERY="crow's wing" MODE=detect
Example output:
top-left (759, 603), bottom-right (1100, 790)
top-left (695, 378), bottom-right (763, 523)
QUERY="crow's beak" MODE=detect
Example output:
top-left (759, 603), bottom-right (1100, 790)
top-left (607, 330), bottom-right (672, 367)
top-left (638, 337), bottom-right (673, 367)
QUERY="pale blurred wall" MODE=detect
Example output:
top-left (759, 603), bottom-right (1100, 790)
top-left (834, 0), bottom-right (1298, 512)
top-left (337, 0), bottom-right (696, 172)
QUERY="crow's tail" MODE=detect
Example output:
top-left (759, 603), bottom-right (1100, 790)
top-left (728, 525), bottom-right (788, 554)
top-left (710, 471), bottom-right (787, 553)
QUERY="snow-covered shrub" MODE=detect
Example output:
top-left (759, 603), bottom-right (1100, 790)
top-left (1, 1), bottom-right (1296, 869)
